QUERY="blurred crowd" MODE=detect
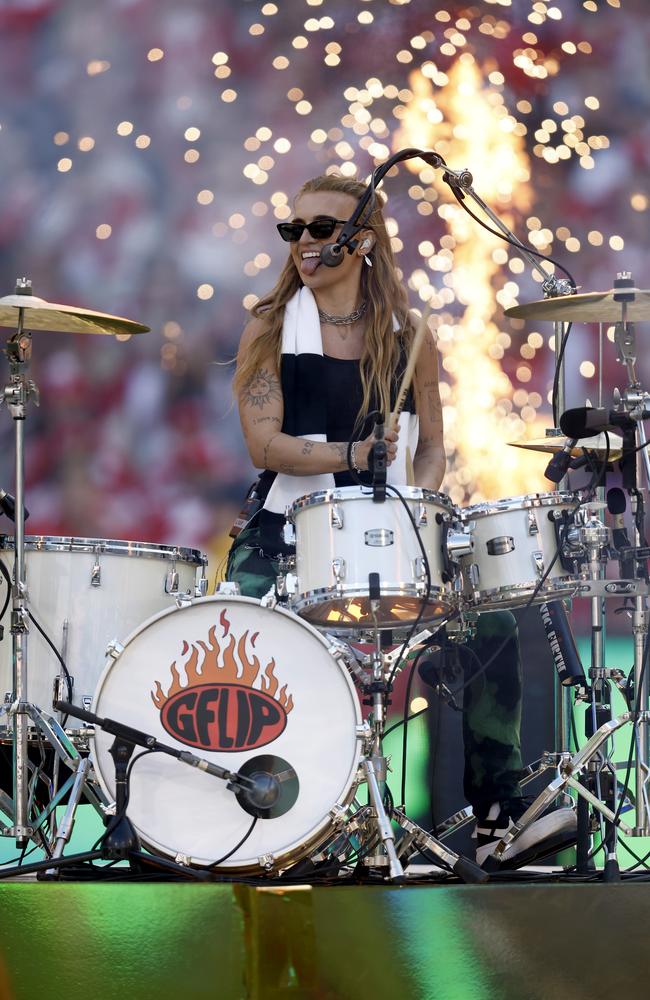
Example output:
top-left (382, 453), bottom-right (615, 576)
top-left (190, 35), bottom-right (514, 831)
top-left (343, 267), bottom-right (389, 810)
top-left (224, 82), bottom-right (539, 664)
top-left (0, 0), bottom-right (648, 576)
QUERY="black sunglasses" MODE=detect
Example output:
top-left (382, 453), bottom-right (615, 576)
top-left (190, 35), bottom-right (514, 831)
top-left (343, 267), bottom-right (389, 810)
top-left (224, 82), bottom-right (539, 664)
top-left (276, 217), bottom-right (349, 243)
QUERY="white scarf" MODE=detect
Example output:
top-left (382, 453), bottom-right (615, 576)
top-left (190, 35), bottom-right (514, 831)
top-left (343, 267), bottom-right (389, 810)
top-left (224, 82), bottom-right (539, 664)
top-left (263, 286), bottom-right (419, 515)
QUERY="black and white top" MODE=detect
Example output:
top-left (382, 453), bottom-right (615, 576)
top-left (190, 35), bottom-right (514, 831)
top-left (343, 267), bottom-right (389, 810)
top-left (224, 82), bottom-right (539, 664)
top-left (258, 286), bottom-right (419, 520)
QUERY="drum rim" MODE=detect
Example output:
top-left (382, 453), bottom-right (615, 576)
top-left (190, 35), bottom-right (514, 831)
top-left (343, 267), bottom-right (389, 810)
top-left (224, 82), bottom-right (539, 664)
top-left (289, 484), bottom-right (456, 515)
top-left (462, 578), bottom-right (579, 606)
top-left (460, 491), bottom-right (578, 518)
top-left (90, 594), bottom-right (364, 871)
top-left (291, 583), bottom-right (453, 629)
top-left (0, 534), bottom-right (207, 564)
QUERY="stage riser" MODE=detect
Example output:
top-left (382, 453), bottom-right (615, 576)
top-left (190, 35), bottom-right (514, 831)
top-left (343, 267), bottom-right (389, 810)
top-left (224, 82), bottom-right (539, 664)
top-left (0, 883), bottom-right (648, 999)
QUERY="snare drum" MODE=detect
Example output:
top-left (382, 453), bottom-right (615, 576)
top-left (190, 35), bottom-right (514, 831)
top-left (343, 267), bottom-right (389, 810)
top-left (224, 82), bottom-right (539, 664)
top-left (459, 492), bottom-right (578, 611)
top-left (0, 536), bottom-right (207, 730)
top-left (91, 595), bottom-right (363, 872)
top-left (288, 485), bottom-right (457, 630)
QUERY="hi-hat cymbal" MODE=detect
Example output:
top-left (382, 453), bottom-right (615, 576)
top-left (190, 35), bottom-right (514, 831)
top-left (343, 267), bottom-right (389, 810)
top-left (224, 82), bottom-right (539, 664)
top-left (509, 433), bottom-right (623, 460)
top-left (505, 288), bottom-right (650, 324)
top-left (0, 293), bottom-right (150, 336)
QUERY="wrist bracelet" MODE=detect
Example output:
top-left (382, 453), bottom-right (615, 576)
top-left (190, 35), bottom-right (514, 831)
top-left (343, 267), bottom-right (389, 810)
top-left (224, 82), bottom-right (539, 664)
top-left (350, 440), bottom-right (364, 473)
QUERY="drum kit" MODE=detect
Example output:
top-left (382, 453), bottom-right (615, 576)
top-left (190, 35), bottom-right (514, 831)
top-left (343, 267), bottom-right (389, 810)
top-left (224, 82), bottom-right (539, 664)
top-left (0, 274), bottom-right (649, 885)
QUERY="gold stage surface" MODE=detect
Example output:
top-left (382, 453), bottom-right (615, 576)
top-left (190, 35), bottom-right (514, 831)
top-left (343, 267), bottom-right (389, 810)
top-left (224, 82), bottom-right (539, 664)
top-left (0, 881), bottom-right (649, 999)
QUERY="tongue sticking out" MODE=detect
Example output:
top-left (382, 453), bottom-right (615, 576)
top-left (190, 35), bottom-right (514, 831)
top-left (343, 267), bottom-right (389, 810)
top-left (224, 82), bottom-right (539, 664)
top-left (300, 256), bottom-right (321, 276)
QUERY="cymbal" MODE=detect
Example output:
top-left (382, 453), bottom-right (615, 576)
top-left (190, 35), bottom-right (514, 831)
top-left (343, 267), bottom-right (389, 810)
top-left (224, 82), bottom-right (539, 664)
top-left (505, 288), bottom-right (650, 323)
top-left (0, 293), bottom-right (150, 336)
top-left (509, 433), bottom-right (623, 460)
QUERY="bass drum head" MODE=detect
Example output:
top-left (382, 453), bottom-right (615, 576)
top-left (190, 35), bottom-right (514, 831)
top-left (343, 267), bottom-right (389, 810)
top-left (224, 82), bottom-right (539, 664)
top-left (91, 596), bottom-right (362, 872)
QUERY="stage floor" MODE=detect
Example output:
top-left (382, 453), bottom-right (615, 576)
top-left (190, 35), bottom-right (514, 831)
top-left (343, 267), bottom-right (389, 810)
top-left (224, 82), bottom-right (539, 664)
top-left (0, 879), bottom-right (649, 999)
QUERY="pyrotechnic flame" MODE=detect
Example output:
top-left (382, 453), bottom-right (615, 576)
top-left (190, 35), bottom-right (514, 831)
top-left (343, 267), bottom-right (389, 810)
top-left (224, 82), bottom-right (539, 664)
top-left (395, 58), bottom-right (553, 505)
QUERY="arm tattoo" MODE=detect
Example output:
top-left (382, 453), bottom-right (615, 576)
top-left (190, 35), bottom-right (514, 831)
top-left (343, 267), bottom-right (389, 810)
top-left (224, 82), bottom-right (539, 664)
top-left (301, 439), bottom-right (315, 455)
top-left (253, 415), bottom-right (281, 427)
top-left (327, 442), bottom-right (347, 467)
top-left (242, 367), bottom-right (282, 410)
top-left (263, 433), bottom-right (280, 469)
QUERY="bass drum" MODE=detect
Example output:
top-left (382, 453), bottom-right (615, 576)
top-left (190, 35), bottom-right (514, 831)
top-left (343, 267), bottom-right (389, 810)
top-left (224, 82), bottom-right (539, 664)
top-left (91, 596), bottom-right (363, 872)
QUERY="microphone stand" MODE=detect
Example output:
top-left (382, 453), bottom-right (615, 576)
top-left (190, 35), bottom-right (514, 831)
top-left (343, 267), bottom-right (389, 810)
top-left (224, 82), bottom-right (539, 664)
top-left (0, 701), bottom-right (265, 881)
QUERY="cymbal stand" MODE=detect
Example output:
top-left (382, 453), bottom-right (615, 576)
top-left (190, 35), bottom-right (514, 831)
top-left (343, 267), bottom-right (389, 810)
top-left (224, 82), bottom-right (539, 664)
top-left (0, 280), bottom-right (109, 851)
top-left (610, 274), bottom-right (650, 837)
top-left (2, 288), bottom-right (39, 844)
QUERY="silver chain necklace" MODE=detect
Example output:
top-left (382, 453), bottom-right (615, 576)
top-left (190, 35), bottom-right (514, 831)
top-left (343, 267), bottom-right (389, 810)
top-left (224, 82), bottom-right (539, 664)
top-left (317, 300), bottom-right (368, 326)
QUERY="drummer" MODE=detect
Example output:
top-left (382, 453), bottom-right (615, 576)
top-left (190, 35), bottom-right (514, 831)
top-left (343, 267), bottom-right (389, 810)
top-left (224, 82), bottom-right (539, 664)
top-left (226, 172), bottom-right (575, 867)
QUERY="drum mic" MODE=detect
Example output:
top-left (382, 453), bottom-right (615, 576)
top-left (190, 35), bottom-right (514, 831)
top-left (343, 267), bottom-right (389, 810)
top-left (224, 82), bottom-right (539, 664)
top-left (538, 601), bottom-right (586, 687)
top-left (544, 440), bottom-right (578, 483)
top-left (233, 754), bottom-right (299, 819)
top-left (606, 486), bottom-right (635, 579)
top-left (0, 490), bottom-right (29, 521)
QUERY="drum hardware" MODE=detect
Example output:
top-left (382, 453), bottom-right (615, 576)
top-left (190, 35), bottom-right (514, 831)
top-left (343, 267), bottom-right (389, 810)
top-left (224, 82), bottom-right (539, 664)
top-left (0, 279), bottom-right (150, 849)
top-left (479, 279), bottom-right (650, 873)
top-left (311, 613), bottom-right (489, 883)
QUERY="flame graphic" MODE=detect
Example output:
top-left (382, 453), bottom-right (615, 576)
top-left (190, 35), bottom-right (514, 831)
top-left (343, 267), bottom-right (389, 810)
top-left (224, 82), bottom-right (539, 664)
top-left (151, 613), bottom-right (294, 715)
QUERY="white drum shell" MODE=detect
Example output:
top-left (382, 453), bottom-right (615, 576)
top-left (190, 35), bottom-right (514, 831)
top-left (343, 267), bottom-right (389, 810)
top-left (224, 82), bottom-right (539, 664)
top-left (289, 486), bottom-right (456, 629)
top-left (0, 536), bottom-right (206, 720)
top-left (459, 493), bottom-right (578, 610)
top-left (91, 596), bottom-right (363, 872)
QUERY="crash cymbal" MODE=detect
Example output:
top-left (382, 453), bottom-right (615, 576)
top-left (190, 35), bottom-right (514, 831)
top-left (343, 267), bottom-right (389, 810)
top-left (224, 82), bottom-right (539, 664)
top-left (509, 433), bottom-right (623, 460)
top-left (0, 293), bottom-right (150, 336)
top-left (505, 288), bottom-right (650, 324)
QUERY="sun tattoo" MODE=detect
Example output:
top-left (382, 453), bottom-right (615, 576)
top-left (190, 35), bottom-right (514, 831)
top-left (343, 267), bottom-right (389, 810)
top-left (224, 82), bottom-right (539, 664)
top-left (243, 368), bottom-right (282, 410)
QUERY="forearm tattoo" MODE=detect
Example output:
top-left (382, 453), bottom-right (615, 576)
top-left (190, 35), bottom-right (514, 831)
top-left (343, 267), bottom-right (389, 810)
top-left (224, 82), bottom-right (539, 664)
top-left (301, 439), bottom-right (315, 455)
top-left (327, 442), bottom-right (347, 467)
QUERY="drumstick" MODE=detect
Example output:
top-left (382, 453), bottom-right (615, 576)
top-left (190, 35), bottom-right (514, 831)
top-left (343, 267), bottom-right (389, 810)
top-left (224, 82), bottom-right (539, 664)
top-left (389, 300), bottom-right (432, 431)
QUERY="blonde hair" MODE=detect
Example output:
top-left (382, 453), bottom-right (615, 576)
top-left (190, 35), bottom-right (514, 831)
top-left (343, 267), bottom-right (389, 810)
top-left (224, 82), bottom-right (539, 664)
top-left (233, 173), bottom-right (415, 427)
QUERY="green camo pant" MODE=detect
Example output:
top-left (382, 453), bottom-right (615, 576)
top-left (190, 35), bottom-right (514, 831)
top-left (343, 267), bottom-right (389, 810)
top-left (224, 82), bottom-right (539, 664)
top-left (227, 522), bottom-right (523, 813)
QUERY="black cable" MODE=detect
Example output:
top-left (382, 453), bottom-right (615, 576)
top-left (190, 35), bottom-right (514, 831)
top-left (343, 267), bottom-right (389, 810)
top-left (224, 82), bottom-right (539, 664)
top-left (207, 816), bottom-right (258, 870)
top-left (26, 610), bottom-right (73, 704)
top-left (0, 557), bottom-right (11, 623)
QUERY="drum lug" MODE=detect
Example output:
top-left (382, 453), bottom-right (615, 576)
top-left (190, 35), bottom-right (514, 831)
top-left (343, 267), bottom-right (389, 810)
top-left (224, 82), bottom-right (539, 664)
top-left (356, 721), bottom-right (371, 740)
top-left (276, 572), bottom-right (297, 598)
top-left (260, 587), bottom-right (278, 609)
top-left (106, 639), bottom-right (124, 660)
top-left (527, 510), bottom-right (539, 535)
top-left (91, 554), bottom-right (101, 587)
top-left (329, 804), bottom-right (348, 828)
top-left (330, 504), bottom-right (344, 529)
top-left (467, 563), bottom-right (480, 588)
top-left (165, 554), bottom-right (180, 594)
top-left (196, 565), bottom-right (209, 597)
top-left (332, 558), bottom-right (346, 585)
top-left (283, 519), bottom-right (296, 546)
top-left (532, 550), bottom-right (545, 576)
top-left (52, 674), bottom-right (71, 705)
top-left (417, 502), bottom-right (428, 527)
top-left (413, 556), bottom-right (427, 581)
